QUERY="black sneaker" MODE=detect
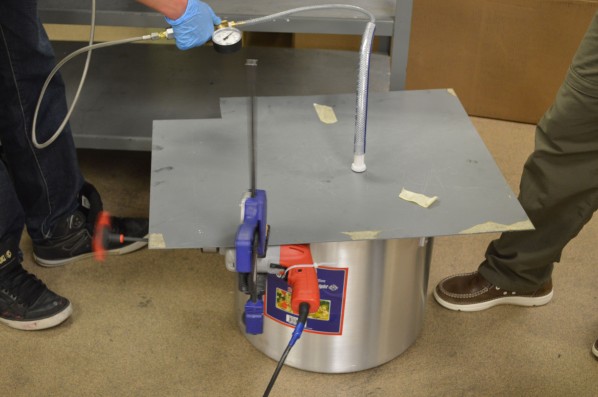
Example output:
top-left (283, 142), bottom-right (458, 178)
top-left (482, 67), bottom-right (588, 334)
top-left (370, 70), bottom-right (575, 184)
top-left (0, 249), bottom-right (72, 330)
top-left (32, 182), bottom-right (148, 267)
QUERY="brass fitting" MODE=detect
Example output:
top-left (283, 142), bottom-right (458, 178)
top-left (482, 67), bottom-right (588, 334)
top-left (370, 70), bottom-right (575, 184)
top-left (215, 20), bottom-right (240, 30)
top-left (160, 28), bottom-right (175, 40)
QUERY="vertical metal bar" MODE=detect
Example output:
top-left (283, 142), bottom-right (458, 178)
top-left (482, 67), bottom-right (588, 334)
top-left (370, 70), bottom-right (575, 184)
top-left (245, 59), bottom-right (258, 197)
top-left (390, 0), bottom-right (413, 90)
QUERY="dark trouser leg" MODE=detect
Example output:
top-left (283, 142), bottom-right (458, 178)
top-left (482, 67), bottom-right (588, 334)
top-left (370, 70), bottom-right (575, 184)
top-left (0, 0), bottom-right (83, 242)
top-left (0, 160), bottom-right (25, 251)
top-left (479, 11), bottom-right (598, 292)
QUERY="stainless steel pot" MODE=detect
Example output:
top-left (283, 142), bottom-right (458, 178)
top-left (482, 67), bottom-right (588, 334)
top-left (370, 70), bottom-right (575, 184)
top-left (235, 237), bottom-right (433, 373)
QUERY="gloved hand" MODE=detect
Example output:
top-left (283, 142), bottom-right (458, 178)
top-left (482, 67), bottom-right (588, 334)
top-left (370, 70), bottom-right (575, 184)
top-left (165, 0), bottom-right (222, 50)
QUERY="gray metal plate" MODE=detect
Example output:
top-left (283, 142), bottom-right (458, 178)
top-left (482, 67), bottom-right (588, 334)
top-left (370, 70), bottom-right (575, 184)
top-left (150, 90), bottom-right (531, 249)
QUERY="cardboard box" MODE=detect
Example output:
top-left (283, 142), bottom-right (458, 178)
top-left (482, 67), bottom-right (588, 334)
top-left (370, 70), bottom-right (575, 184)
top-left (405, 0), bottom-right (598, 124)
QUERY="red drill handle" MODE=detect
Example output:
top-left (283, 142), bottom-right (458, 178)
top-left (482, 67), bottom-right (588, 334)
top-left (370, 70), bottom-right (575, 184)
top-left (280, 244), bottom-right (320, 314)
top-left (92, 211), bottom-right (145, 262)
top-left (92, 211), bottom-right (112, 262)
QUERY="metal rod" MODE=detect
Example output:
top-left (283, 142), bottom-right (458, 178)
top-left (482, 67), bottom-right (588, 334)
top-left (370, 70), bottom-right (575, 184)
top-left (245, 59), bottom-right (258, 197)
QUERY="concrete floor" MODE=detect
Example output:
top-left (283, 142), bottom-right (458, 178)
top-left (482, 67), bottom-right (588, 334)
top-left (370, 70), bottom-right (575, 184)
top-left (2, 116), bottom-right (597, 396)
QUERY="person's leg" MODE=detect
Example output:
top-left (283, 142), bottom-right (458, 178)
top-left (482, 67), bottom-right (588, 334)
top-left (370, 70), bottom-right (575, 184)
top-left (479, 10), bottom-right (598, 291)
top-left (435, 11), bottom-right (598, 310)
top-left (0, 0), bottom-right (83, 241)
top-left (0, 2), bottom-right (73, 329)
top-left (0, 160), bottom-right (72, 330)
top-left (0, 1), bottom-right (148, 266)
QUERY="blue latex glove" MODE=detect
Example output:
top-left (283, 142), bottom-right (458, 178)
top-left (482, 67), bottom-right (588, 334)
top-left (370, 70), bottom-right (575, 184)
top-left (165, 0), bottom-right (221, 50)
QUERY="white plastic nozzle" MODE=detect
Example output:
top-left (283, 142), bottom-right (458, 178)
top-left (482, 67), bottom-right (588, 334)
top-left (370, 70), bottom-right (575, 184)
top-left (351, 154), bottom-right (367, 173)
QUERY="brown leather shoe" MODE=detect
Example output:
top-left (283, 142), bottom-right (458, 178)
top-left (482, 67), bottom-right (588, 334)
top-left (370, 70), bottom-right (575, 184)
top-left (433, 271), bottom-right (553, 312)
top-left (592, 339), bottom-right (598, 359)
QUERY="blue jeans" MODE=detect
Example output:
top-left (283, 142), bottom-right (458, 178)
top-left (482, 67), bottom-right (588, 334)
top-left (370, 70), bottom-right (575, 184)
top-left (0, 0), bottom-right (83, 251)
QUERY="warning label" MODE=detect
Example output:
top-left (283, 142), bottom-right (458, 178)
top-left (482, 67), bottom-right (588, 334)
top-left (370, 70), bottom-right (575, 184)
top-left (264, 266), bottom-right (348, 335)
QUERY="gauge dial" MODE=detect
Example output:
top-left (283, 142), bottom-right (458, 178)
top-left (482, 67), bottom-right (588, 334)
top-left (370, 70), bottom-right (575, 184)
top-left (212, 27), bottom-right (242, 54)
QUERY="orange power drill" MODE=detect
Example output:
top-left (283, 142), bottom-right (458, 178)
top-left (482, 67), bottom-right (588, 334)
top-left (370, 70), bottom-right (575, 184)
top-left (278, 244), bottom-right (320, 315)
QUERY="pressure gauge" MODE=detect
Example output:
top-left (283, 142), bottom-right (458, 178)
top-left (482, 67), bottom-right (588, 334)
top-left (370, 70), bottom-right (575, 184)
top-left (212, 26), bottom-right (242, 54)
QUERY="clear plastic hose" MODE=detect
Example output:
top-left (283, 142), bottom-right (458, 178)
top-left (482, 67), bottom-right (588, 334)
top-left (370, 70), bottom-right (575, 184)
top-left (237, 5), bottom-right (376, 172)
top-left (32, 37), bottom-right (147, 149)
top-left (236, 4), bottom-right (375, 26)
top-left (352, 21), bottom-right (375, 173)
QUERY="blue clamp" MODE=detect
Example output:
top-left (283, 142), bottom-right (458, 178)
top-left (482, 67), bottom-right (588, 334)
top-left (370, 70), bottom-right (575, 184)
top-left (235, 189), bottom-right (267, 273)
top-left (235, 189), bottom-right (268, 335)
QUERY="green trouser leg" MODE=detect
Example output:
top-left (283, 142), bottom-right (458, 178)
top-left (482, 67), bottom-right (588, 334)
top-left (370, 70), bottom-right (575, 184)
top-left (478, 11), bottom-right (598, 292)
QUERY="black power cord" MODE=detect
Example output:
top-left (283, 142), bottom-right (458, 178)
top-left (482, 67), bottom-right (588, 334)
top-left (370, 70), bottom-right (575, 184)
top-left (263, 302), bottom-right (310, 397)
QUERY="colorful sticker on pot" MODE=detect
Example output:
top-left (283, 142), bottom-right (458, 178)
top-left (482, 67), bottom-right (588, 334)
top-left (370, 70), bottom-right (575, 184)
top-left (264, 266), bottom-right (348, 335)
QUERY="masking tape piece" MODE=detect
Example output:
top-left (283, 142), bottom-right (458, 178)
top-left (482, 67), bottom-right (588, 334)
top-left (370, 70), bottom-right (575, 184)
top-left (313, 103), bottom-right (338, 124)
top-left (447, 88), bottom-right (457, 96)
top-left (341, 230), bottom-right (381, 240)
top-left (459, 220), bottom-right (535, 234)
top-left (399, 188), bottom-right (438, 208)
top-left (148, 233), bottom-right (166, 249)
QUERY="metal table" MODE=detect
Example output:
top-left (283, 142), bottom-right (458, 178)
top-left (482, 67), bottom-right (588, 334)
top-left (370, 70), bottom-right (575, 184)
top-left (49, 43), bottom-right (390, 151)
top-left (39, 0), bottom-right (412, 89)
top-left (39, 0), bottom-right (412, 151)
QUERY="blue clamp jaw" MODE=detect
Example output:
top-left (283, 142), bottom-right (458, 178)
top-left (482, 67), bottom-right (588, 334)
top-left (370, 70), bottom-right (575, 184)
top-left (244, 299), bottom-right (264, 335)
top-left (235, 189), bottom-right (268, 272)
top-left (235, 189), bottom-right (268, 335)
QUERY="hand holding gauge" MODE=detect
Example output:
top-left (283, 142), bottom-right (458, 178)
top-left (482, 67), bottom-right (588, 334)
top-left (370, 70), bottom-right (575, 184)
top-left (212, 22), bottom-right (242, 53)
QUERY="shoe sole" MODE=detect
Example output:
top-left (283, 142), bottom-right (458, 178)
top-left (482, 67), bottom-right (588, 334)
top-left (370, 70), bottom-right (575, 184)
top-left (34, 240), bottom-right (148, 267)
top-left (433, 288), bottom-right (554, 312)
top-left (0, 302), bottom-right (73, 331)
